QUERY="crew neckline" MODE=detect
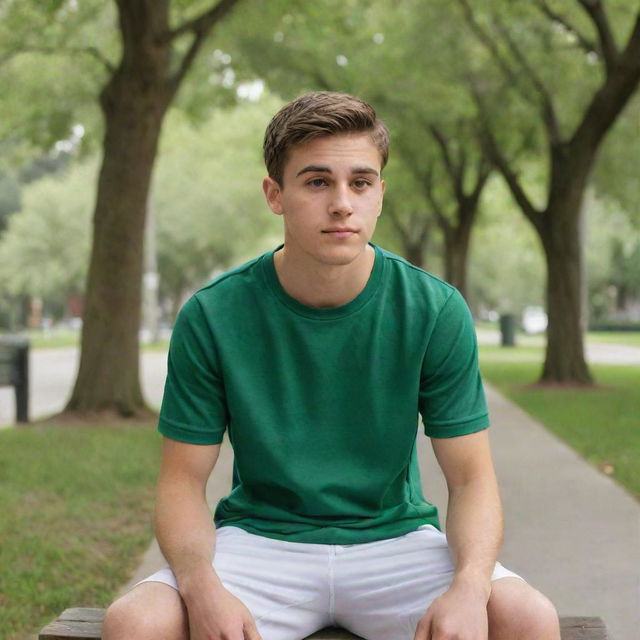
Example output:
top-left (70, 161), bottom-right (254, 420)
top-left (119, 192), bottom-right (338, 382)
top-left (261, 244), bottom-right (384, 319)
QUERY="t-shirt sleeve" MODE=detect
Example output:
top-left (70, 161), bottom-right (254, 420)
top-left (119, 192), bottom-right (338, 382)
top-left (158, 294), bottom-right (228, 444)
top-left (419, 288), bottom-right (489, 438)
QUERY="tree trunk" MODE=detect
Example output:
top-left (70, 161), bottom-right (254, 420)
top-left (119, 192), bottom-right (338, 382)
top-left (66, 74), bottom-right (168, 416)
top-left (539, 216), bottom-right (592, 385)
top-left (538, 151), bottom-right (593, 385)
top-left (65, 0), bottom-right (171, 417)
top-left (442, 206), bottom-right (474, 300)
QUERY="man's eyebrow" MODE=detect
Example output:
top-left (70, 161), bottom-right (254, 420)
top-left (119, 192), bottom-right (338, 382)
top-left (352, 166), bottom-right (380, 177)
top-left (296, 165), bottom-right (331, 177)
top-left (295, 165), bottom-right (380, 177)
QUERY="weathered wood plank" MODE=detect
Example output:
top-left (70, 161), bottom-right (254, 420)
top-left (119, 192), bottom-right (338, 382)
top-left (39, 608), bottom-right (103, 640)
top-left (38, 608), bottom-right (610, 639)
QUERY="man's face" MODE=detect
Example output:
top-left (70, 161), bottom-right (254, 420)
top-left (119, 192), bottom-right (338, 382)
top-left (262, 133), bottom-right (385, 267)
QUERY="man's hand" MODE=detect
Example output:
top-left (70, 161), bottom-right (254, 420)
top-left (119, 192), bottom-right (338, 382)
top-left (184, 580), bottom-right (263, 640)
top-left (413, 580), bottom-right (489, 640)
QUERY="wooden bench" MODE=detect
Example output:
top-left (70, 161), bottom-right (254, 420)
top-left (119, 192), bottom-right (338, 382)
top-left (39, 607), bottom-right (610, 639)
top-left (0, 335), bottom-right (29, 423)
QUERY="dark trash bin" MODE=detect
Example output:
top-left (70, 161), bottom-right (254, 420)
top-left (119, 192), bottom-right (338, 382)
top-left (499, 314), bottom-right (516, 347)
top-left (0, 336), bottom-right (30, 423)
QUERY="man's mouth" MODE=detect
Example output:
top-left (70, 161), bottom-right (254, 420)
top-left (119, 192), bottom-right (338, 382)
top-left (323, 228), bottom-right (358, 237)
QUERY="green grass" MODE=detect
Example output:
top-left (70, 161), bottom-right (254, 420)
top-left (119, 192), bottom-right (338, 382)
top-left (479, 345), bottom-right (640, 499)
top-left (0, 330), bottom-right (170, 351)
top-left (0, 424), bottom-right (161, 640)
top-left (587, 330), bottom-right (640, 348)
top-left (0, 330), bottom-right (79, 350)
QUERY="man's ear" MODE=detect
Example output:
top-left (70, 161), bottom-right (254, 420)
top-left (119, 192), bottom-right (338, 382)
top-left (263, 177), bottom-right (283, 215)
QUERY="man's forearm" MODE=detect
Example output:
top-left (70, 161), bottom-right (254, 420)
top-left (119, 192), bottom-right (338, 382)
top-left (444, 473), bottom-right (503, 597)
top-left (155, 476), bottom-right (223, 599)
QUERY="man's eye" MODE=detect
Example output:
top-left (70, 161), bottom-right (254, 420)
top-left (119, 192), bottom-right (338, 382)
top-left (308, 178), bottom-right (327, 187)
top-left (353, 179), bottom-right (371, 188)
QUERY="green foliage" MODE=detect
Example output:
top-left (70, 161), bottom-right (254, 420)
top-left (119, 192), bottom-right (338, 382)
top-left (0, 424), bottom-right (160, 640)
top-left (0, 172), bottom-right (21, 232)
top-left (479, 349), bottom-right (640, 498)
top-left (468, 177), bottom-right (546, 314)
top-left (0, 0), bottom-right (116, 157)
top-left (0, 159), bottom-right (95, 303)
top-left (586, 192), bottom-right (640, 322)
top-left (593, 95), bottom-right (640, 223)
top-left (153, 97), bottom-right (283, 311)
top-left (1, 0), bottom-right (637, 326)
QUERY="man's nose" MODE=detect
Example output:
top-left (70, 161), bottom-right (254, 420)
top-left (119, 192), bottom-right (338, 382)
top-left (329, 184), bottom-right (354, 216)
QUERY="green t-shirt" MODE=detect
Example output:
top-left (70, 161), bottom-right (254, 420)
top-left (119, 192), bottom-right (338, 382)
top-left (158, 244), bottom-right (489, 544)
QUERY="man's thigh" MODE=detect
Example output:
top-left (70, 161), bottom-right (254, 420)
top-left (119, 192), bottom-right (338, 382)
top-left (332, 525), bottom-right (522, 640)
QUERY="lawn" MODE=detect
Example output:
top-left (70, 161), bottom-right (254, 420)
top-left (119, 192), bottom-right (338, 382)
top-left (0, 424), bottom-right (161, 640)
top-left (479, 345), bottom-right (640, 499)
top-left (587, 330), bottom-right (640, 348)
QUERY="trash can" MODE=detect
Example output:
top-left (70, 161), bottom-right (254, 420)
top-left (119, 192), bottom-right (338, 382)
top-left (0, 335), bottom-right (30, 422)
top-left (499, 314), bottom-right (516, 347)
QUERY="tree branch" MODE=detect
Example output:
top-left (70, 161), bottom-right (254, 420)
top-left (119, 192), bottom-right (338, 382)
top-left (470, 155), bottom-right (492, 204)
top-left (457, 0), bottom-right (523, 93)
top-left (428, 125), bottom-right (459, 187)
top-left (570, 12), bottom-right (640, 153)
top-left (533, 0), bottom-right (598, 57)
top-left (166, 0), bottom-right (242, 92)
top-left (420, 166), bottom-right (451, 233)
top-left (577, 0), bottom-right (618, 76)
top-left (470, 82), bottom-right (543, 232)
top-left (167, 0), bottom-right (241, 41)
top-left (491, 12), bottom-right (562, 143)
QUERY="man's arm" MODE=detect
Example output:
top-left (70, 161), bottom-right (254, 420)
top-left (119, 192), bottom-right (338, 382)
top-left (414, 430), bottom-right (503, 640)
top-left (155, 437), bottom-right (262, 640)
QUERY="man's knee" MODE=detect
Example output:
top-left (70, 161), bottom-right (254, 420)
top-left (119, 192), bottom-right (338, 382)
top-left (102, 583), bottom-right (188, 640)
top-left (488, 577), bottom-right (561, 640)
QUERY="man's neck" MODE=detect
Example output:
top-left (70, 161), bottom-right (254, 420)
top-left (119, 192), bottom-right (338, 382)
top-left (273, 245), bottom-right (375, 308)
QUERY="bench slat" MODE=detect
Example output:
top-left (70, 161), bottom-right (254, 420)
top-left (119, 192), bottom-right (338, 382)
top-left (38, 608), bottom-right (610, 639)
top-left (39, 608), bottom-right (103, 640)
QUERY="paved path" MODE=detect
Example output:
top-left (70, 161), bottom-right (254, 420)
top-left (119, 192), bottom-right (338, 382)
top-left (2, 346), bottom-right (638, 638)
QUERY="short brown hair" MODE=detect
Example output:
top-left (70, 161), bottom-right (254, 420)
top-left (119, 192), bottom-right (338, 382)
top-left (263, 91), bottom-right (389, 185)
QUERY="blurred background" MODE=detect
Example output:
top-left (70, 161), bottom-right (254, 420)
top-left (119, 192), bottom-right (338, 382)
top-left (0, 1), bottom-right (638, 639)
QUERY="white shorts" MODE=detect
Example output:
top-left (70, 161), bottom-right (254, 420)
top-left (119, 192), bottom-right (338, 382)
top-left (139, 525), bottom-right (522, 640)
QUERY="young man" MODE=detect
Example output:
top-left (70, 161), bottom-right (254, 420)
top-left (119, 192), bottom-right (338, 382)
top-left (104, 92), bottom-right (560, 640)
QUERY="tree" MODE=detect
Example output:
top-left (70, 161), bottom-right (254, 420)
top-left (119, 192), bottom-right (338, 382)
top-left (391, 120), bottom-right (491, 298)
top-left (459, 0), bottom-right (640, 384)
top-left (2, 0), bottom-right (244, 416)
top-left (58, 0), bottom-right (242, 417)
